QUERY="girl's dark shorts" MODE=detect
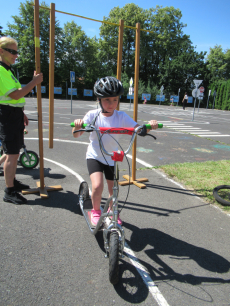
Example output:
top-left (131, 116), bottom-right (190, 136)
top-left (0, 105), bottom-right (24, 154)
top-left (87, 159), bottom-right (114, 181)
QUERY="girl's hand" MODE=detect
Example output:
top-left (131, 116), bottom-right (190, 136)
top-left (148, 120), bottom-right (158, 130)
top-left (73, 119), bottom-right (84, 130)
top-left (72, 119), bottom-right (84, 138)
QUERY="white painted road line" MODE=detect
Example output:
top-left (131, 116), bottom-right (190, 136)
top-left (124, 243), bottom-right (170, 306)
top-left (198, 135), bottom-right (230, 137)
top-left (26, 139), bottom-right (170, 306)
top-left (190, 132), bottom-right (220, 134)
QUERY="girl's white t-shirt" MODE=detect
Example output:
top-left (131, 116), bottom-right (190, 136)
top-left (83, 109), bottom-right (137, 165)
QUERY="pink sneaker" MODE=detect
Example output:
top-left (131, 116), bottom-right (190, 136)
top-left (108, 209), bottom-right (122, 225)
top-left (117, 216), bottom-right (122, 225)
top-left (91, 209), bottom-right (101, 226)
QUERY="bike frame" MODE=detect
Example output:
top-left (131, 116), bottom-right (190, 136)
top-left (77, 124), bottom-right (144, 258)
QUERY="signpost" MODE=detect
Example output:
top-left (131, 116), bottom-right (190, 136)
top-left (177, 88), bottom-right (180, 107)
top-left (206, 89), bottom-right (211, 109)
top-left (129, 77), bottom-right (133, 109)
top-left (212, 90), bottom-right (217, 110)
top-left (70, 71), bottom-right (75, 114)
top-left (192, 79), bottom-right (203, 121)
top-left (197, 87), bottom-right (204, 112)
top-left (159, 85), bottom-right (164, 105)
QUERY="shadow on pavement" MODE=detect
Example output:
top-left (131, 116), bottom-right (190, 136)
top-left (125, 222), bottom-right (230, 286)
top-left (16, 167), bottom-right (66, 180)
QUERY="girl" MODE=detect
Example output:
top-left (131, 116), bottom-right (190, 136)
top-left (72, 76), bottom-right (158, 226)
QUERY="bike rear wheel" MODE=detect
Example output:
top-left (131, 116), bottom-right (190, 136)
top-left (213, 185), bottom-right (230, 206)
top-left (109, 231), bottom-right (119, 285)
top-left (79, 181), bottom-right (90, 200)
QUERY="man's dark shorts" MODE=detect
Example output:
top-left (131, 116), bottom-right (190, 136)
top-left (0, 105), bottom-right (24, 154)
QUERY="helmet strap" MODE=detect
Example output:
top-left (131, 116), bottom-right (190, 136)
top-left (99, 99), bottom-right (109, 113)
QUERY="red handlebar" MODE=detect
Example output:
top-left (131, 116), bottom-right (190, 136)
top-left (99, 127), bottom-right (134, 135)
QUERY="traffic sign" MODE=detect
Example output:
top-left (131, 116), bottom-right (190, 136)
top-left (199, 86), bottom-right (205, 93)
top-left (70, 71), bottom-right (75, 83)
top-left (129, 77), bottom-right (133, 87)
top-left (192, 88), bottom-right (200, 98)
top-left (193, 79), bottom-right (203, 87)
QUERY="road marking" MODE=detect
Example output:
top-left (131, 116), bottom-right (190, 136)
top-left (25, 138), bottom-right (170, 306)
top-left (124, 243), bottom-right (170, 306)
top-left (190, 132), bottom-right (220, 134)
top-left (169, 127), bottom-right (201, 130)
top-left (198, 135), bottom-right (230, 137)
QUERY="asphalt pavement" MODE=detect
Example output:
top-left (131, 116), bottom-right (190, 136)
top-left (0, 99), bottom-right (230, 306)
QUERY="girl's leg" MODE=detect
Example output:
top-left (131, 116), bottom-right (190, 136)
top-left (90, 171), bottom-right (104, 211)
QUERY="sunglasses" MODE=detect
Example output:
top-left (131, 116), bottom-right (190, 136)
top-left (2, 48), bottom-right (19, 55)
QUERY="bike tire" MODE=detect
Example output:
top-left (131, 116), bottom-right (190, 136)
top-left (109, 231), bottom-right (119, 285)
top-left (79, 181), bottom-right (90, 200)
top-left (19, 151), bottom-right (39, 169)
top-left (213, 185), bottom-right (230, 206)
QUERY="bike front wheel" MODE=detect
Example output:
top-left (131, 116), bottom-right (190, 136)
top-left (213, 185), bottom-right (230, 206)
top-left (19, 151), bottom-right (39, 169)
top-left (109, 231), bottom-right (119, 285)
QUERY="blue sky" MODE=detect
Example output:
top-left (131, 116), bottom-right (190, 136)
top-left (1, 0), bottom-right (229, 55)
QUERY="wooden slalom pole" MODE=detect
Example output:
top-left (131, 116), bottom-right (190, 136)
top-left (119, 23), bottom-right (148, 189)
top-left (116, 19), bottom-right (124, 111)
top-left (22, 0), bottom-right (62, 197)
top-left (49, 2), bottom-right (55, 148)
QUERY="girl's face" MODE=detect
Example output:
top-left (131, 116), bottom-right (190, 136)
top-left (0, 43), bottom-right (18, 66)
top-left (101, 96), bottom-right (119, 115)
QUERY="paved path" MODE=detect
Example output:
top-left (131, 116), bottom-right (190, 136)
top-left (0, 99), bottom-right (229, 306)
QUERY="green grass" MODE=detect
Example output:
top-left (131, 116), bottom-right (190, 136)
top-left (158, 160), bottom-right (230, 212)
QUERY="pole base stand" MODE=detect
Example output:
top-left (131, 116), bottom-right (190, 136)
top-left (21, 181), bottom-right (63, 198)
top-left (118, 174), bottom-right (148, 189)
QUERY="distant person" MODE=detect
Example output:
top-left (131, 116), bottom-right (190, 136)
top-left (170, 96), bottom-right (174, 106)
top-left (143, 96), bottom-right (147, 104)
top-left (31, 89), bottom-right (34, 97)
top-left (182, 92), bottom-right (188, 110)
top-left (0, 36), bottom-right (43, 204)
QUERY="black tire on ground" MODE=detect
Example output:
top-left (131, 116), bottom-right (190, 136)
top-left (213, 185), bottom-right (230, 206)
top-left (79, 181), bottom-right (90, 200)
top-left (19, 150), bottom-right (39, 169)
top-left (109, 231), bottom-right (119, 285)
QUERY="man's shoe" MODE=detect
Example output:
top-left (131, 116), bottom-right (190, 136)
top-left (14, 179), bottom-right (30, 191)
top-left (3, 191), bottom-right (27, 205)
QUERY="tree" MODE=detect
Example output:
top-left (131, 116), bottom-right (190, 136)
top-left (5, 1), bottom-right (63, 91)
top-left (58, 21), bottom-right (101, 97)
top-left (0, 25), bottom-right (4, 37)
top-left (206, 45), bottom-right (230, 83)
top-left (98, 4), bottom-right (207, 96)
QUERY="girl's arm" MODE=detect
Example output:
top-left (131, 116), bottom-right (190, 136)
top-left (134, 120), bottom-right (158, 133)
